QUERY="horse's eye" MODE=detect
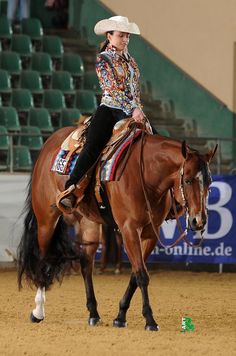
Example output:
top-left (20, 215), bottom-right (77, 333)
top-left (184, 178), bottom-right (193, 185)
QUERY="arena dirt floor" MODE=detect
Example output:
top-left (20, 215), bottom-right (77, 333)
top-left (0, 268), bottom-right (235, 356)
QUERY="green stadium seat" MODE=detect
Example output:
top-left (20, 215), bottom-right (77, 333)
top-left (0, 51), bottom-right (22, 88)
top-left (19, 126), bottom-right (43, 163)
top-left (12, 145), bottom-right (32, 171)
top-left (19, 126), bottom-right (43, 150)
top-left (62, 53), bottom-right (84, 89)
top-left (83, 70), bottom-right (102, 104)
top-left (42, 35), bottom-right (64, 70)
top-left (75, 89), bottom-right (97, 115)
top-left (52, 70), bottom-right (75, 107)
top-left (11, 89), bottom-right (33, 125)
top-left (11, 34), bottom-right (32, 69)
top-left (31, 52), bottom-right (53, 89)
top-left (0, 69), bottom-right (11, 93)
top-left (0, 125), bottom-right (9, 170)
top-left (0, 106), bottom-right (21, 132)
top-left (61, 108), bottom-right (81, 127)
top-left (43, 89), bottom-right (66, 128)
top-left (21, 18), bottom-right (43, 51)
top-left (0, 15), bottom-right (12, 50)
top-left (62, 53), bottom-right (84, 76)
top-left (0, 69), bottom-right (11, 105)
top-left (29, 108), bottom-right (53, 133)
top-left (20, 70), bottom-right (43, 107)
top-left (0, 125), bottom-right (9, 148)
top-left (83, 70), bottom-right (101, 94)
top-left (43, 89), bottom-right (65, 110)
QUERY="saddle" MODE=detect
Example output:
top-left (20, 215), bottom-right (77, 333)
top-left (51, 116), bottom-right (91, 175)
top-left (55, 117), bottom-right (152, 213)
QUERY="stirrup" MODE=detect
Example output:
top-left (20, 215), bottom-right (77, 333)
top-left (56, 184), bottom-right (77, 213)
top-left (60, 194), bottom-right (76, 209)
top-left (56, 174), bottom-right (91, 214)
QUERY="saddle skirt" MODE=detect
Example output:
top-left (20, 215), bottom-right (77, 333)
top-left (51, 117), bottom-right (152, 179)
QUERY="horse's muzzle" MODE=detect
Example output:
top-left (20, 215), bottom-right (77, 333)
top-left (189, 215), bottom-right (206, 231)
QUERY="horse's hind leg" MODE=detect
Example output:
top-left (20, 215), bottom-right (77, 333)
top-left (98, 224), bottom-right (107, 274)
top-left (31, 287), bottom-right (46, 322)
top-left (79, 217), bottom-right (101, 326)
top-left (114, 230), bottom-right (122, 274)
top-left (30, 214), bottom-right (61, 323)
top-left (30, 223), bottom-right (54, 323)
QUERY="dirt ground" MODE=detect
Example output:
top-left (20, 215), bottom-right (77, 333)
top-left (0, 268), bottom-right (235, 356)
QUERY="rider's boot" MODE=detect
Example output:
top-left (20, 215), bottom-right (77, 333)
top-left (60, 184), bottom-right (76, 208)
top-left (56, 174), bottom-right (90, 212)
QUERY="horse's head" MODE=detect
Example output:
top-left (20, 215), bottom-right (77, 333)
top-left (174, 142), bottom-right (217, 232)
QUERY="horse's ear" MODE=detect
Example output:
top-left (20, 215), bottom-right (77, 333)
top-left (205, 144), bottom-right (218, 162)
top-left (182, 140), bottom-right (187, 159)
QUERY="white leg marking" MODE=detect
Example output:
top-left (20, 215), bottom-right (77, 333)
top-left (32, 287), bottom-right (46, 320)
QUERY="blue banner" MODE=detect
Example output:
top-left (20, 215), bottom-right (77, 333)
top-left (96, 175), bottom-right (236, 264)
top-left (147, 175), bottom-right (236, 264)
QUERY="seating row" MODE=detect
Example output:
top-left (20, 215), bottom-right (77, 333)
top-left (0, 16), bottom-right (43, 42)
top-left (0, 51), bottom-right (85, 87)
top-left (1, 34), bottom-right (65, 70)
top-left (0, 88), bottom-right (97, 127)
top-left (0, 16), bottom-right (59, 55)
top-left (0, 125), bottom-right (36, 171)
top-left (0, 68), bottom-right (101, 105)
top-left (0, 106), bottom-right (82, 133)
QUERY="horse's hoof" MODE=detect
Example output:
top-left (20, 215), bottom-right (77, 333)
top-left (30, 312), bottom-right (44, 323)
top-left (114, 268), bottom-right (121, 275)
top-left (113, 319), bottom-right (127, 328)
top-left (145, 324), bottom-right (160, 331)
top-left (88, 317), bottom-right (101, 326)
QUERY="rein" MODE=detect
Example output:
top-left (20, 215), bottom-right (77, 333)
top-left (139, 130), bottom-right (204, 249)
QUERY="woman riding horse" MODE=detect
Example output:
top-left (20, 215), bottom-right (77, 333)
top-left (60, 16), bottom-right (148, 208)
top-left (17, 15), bottom-right (217, 330)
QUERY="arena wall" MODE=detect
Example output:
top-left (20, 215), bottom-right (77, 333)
top-left (101, 0), bottom-right (236, 112)
top-left (0, 174), bottom-right (29, 262)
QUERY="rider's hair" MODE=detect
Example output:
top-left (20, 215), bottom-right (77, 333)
top-left (99, 31), bottom-right (114, 52)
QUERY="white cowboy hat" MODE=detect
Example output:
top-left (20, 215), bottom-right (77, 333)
top-left (94, 16), bottom-right (140, 36)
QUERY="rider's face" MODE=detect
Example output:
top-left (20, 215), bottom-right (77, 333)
top-left (107, 31), bottom-right (130, 53)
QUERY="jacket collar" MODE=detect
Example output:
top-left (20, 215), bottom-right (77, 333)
top-left (106, 44), bottom-right (130, 61)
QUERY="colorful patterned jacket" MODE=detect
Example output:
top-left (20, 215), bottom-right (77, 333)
top-left (95, 45), bottom-right (142, 116)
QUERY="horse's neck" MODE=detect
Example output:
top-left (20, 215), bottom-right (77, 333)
top-left (142, 135), bottom-right (183, 193)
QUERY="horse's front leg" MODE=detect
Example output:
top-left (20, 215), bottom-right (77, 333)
top-left (30, 287), bottom-right (46, 323)
top-left (139, 226), bottom-right (159, 330)
top-left (113, 272), bottom-right (137, 327)
top-left (114, 224), bottom-right (159, 330)
top-left (137, 268), bottom-right (159, 331)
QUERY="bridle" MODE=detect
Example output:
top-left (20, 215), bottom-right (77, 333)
top-left (139, 131), bottom-right (206, 249)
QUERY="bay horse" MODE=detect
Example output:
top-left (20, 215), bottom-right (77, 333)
top-left (17, 125), bottom-right (216, 330)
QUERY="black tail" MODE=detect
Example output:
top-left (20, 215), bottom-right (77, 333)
top-left (17, 176), bottom-right (80, 290)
